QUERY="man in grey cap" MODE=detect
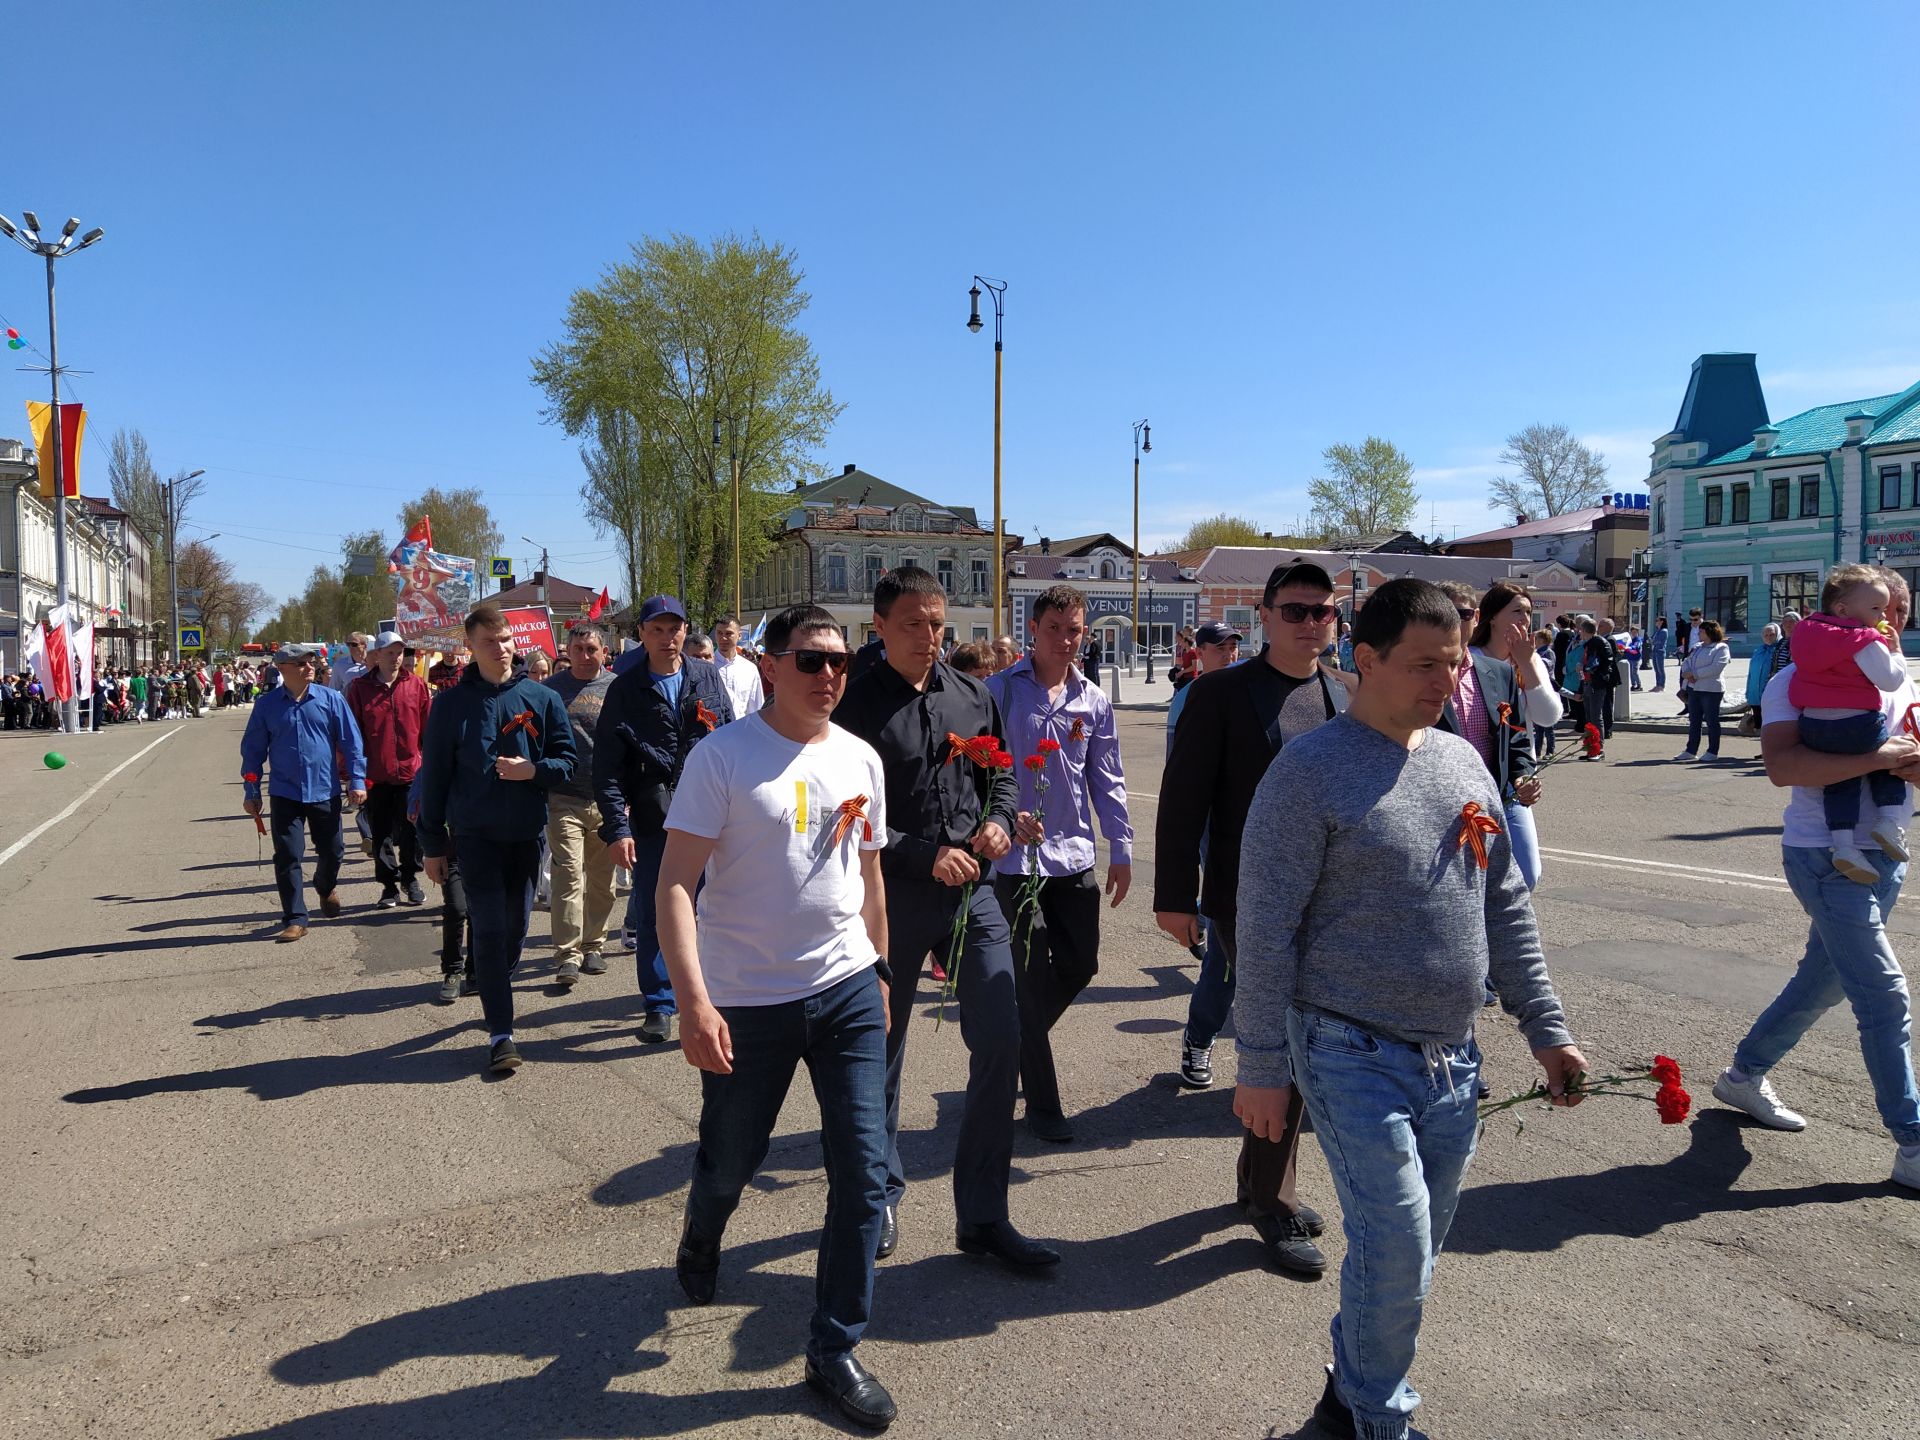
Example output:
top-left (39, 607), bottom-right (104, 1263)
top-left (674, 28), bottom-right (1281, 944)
top-left (240, 644), bottom-right (368, 941)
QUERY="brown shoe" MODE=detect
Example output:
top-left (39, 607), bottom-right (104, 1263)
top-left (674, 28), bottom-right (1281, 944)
top-left (277, 923), bottom-right (308, 943)
top-left (319, 892), bottom-right (342, 918)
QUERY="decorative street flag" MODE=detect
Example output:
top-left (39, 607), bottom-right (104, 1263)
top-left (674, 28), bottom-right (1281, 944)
top-left (587, 586), bottom-right (610, 621)
top-left (25, 401), bottom-right (85, 499)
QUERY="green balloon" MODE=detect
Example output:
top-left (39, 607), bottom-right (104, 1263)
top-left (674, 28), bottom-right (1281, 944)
top-left (43, 751), bottom-right (67, 769)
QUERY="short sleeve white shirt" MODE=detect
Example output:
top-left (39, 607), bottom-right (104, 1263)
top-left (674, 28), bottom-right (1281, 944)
top-left (718, 653), bottom-right (765, 720)
top-left (663, 713), bottom-right (887, 1005)
top-left (1761, 661), bottom-right (1918, 849)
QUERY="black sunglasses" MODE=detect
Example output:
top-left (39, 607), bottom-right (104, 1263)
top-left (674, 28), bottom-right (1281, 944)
top-left (1273, 602), bottom-right (1337, 624)
top-left (770, 648), bottom-right (850, 674)
top-left (1457, 608), bottom-right (1476, 623)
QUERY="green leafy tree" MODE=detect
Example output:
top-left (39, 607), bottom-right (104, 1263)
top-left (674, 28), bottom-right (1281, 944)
top-left (1308, 437), bottom-right (1419, 542)
top-left (531, 231), bottom-right (843, 618)
top-left (338, 528), bottom-right (393, 635)
top-left (1172, 514), bottom-right (1314, 551)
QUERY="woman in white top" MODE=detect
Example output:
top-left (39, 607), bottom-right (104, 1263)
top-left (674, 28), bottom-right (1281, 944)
top-left (1469, 582), bottom-right (1563, 888)
top-left (1677, 619), bottom-right (1732, 761)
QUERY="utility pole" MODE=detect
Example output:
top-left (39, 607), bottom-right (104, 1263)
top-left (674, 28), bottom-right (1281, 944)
top-left (522, 536), bottom-right (550, 610)
top-left (166, 469), bottom-right (206, 667)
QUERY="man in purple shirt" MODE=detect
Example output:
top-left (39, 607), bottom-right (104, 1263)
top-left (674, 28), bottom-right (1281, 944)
top-left (987, 584), bottom-right (1134, 1142)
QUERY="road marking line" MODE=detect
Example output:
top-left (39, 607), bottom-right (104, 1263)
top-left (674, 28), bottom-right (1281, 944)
top-left (0, 730), bottom-right (179, 870)
top-left (1541, 854), bottom-right (1787, 894)
top-left (1539, 846), bottom-right (1785, 886)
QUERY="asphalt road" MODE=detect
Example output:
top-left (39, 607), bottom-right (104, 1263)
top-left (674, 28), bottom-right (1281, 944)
top-left (2, 701), bottom-right (1917, 1440)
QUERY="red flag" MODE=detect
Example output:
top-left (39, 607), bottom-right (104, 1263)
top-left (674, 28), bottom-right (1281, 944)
top-left (402, 514), bottom-right (432, 550)
top-left (587, 586), bottom-right (610, 621)
top-left (41, 615), bottom-right (74, 702)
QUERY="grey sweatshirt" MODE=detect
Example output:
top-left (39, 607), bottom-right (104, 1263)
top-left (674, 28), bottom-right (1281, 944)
top-left (1234, 715), bottom-right (1572, 1087)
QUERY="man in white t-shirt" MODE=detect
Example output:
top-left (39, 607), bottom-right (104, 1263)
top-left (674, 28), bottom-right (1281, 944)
top-left (657, 603), bottom-right (897, 1432)
top-left (713, 613), bottom-right (765, 719)
top-left (1715, 568), bottom-right (1920, 1191)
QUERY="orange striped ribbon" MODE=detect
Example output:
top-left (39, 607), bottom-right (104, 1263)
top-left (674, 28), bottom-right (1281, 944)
top-left (1456, 801), bottom-right (1502, 870)
top-left (830, 795), bottom-right (872, 847)
top-left (500, 710), bottom-right (539, 741)
top-left (946, 732), bottom-right (1001, 767)
top-left (695, 699), bottom-right (720, 733)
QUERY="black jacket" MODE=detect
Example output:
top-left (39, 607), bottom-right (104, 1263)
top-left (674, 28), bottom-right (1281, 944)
top-left (1154, 653), bottom-right (1344, 932)
top-left (593, 657), bottom-right (734, 843)
top-left (1439, 650), bottom-right (1534, 800)
top-left (415, 667), bottom-right (576, 857)
top-left (833, 658), bottom-right (1019, 883)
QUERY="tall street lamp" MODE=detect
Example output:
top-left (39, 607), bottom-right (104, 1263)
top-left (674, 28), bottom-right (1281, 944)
top-left (2, 210), bottom-right (104, 732)
top-left (1132, 419), bottom-right (1152, 677)
top-left (167, 472), bottom-right (207, 659)
top-left (967, 276), bottom-right (1007, 637)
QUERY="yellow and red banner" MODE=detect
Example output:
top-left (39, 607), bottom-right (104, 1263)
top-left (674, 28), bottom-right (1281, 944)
top-left (25, 401), bottom-right (85, 499)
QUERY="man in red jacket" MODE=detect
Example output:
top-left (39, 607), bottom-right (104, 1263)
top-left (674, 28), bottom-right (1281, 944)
top-left (348, 630), bottom-right (433, 907)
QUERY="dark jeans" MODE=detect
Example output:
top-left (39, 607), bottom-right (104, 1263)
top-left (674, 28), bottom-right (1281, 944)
top-left (1533, 723), bottom-right (1555, 756)
top-left (1184, 914), bottom-right (1235, 1050)
top-left (1217, 920), bottom-right (1307, 1222)
top-left (439, 855), bottom-right (470, 975)
top-left (460, 832), bottom-right (541, 1036)
top-left (364, 781), bottom-right (420, 890)
top-left (1589, 682), bottom-right (1616, 738)
top-left (685, 967), bottom-right (888, 1360)
top-left (1684, 689), bottom-right (1722, 756)
top-left (993, 868), bottom-right (1102, 1119)
top-left (269, 795), bottom-right (343, 926)
top-left (623, 828), bottom-right (675, 1014)
top-left (882, 875), bottom-right (1020, 1225)
top-left (1799, 710), bottom-right (1907, 831)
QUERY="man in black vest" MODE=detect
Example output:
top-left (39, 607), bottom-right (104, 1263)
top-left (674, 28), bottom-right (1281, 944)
top-left (1154, 559), bottom-right (1339, 1278)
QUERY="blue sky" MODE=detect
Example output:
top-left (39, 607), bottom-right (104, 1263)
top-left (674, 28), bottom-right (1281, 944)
top-left (7, 1), bottom-right (1919, 607)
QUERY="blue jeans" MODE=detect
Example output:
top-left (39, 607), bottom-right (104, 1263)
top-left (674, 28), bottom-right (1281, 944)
top-left (684, 967), bottom-right (888, 1361)
top-left (269, 796), bottom-right (343, 926)
top-left (622, 828), bottom-right (675, 1014)
top-left (1684, 689), bottom-right (1721, 756)
top-left (1733, 847), bottom-right (1920, 1145)
top-left (460, 833), bottom-right (541, 1037)
top-left (1504, 801), bottom-right (1541, 889)
top-left (1652, 652), bottom-right (1667, 688)
top-left (1532, 723), bottom-right (1554, 756)
top-left (1289, 1008), bottom-right (1481, 1440)
top-left (1184, 916), bottom-right (1235, 1050)
top-left (1796, 711), bottom-right (1907, 833)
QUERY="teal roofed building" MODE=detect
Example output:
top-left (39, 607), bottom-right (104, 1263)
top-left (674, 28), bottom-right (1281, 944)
top-left (1646, 354), bottom-right (1920, 655)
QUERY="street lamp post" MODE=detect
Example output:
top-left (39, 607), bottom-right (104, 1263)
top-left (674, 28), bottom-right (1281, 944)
top-left (2, 210), bottom-right (104, 733)
top-left (167, 471), bottom-right (207, 663)
top-left (1131, 419), bottom-right (1152, 678)
top-left (967, 277), bottom-right (1008, 637)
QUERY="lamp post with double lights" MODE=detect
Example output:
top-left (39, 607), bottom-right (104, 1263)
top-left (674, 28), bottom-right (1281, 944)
top-left (1131, 419), bottom-right (1152, 677)
top-left (2, 210), bottom-right (104, 732)
top-left (966, 276), bottom-right (1008, 637)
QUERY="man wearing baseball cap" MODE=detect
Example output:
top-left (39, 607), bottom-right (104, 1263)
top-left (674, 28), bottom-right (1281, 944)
top-left (593, 594), bottom-right (735, 1043)
top-left (1165, 620), bottom-right (1243, 756)
top-left (346, 630), bottom-right (433, 909)
top-left (240, 644), bottom-right (368, 942)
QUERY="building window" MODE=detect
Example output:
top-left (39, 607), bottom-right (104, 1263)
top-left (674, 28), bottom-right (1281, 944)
top-left (825, 553), bottom-right (847, 594)
top-left (865, 553), bottom-right (884, 595)
top-left (1654, 496), bottom-right (1666, 532)
top-left (1800, 476), bottom-right (1821, 517)
top-left (1730, 484), bottom-right (1750, 523)
top-left (897, 551), bottom-right (917, 573)
top-left (1702, 575), bottom-right (1748, 633)
top-left (1768, 570), bottom-right (1818, 622)
top-left (1703, 486), bottom-right (1723, 526)
top-left (971, 558), bottom-right (989, 596)
top-left (937, 557), bottom-right (955, 595)
top-left (1882, 466), bottom-right (1904, 510)
top-left (1770, 477), bottom-right (1791, 521)
top-left (972, 625), bottom-right (989, 641)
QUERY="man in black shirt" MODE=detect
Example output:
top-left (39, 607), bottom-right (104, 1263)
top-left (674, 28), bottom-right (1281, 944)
top-left (834, 567), bottom-right (1059, 1269)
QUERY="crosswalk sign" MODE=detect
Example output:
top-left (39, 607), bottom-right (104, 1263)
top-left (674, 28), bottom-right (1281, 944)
top-left (489, 556), bottom-right (514, 578)
top-left (178, 626), bottom-right (204, 650)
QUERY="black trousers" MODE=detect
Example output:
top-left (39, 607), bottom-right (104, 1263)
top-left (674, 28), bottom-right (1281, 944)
top-left (439, 856), bottom-right (470, 975)
top-left (1215, 919), bottom-right (1308, 1221)
top-left (364, 781), bottom-right (420, 889)
top-left (992, 868), bottom-right (1102, 1118)
top-left (269, 796), bottom-right (343, 926)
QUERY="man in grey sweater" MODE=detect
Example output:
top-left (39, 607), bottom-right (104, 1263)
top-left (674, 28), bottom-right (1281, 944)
top-left (1233, 578), bottom-right (1588, 1440)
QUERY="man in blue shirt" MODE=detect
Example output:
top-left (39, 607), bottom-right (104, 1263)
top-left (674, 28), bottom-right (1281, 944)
top-left (240, 643), bottom-right (368, 942)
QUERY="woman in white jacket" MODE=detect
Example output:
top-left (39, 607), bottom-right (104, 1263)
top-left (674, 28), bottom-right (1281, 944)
top-left (1677, 618), bottom-right (1732, 761)
top-left (1470, 583), bottom-right (1563, 888)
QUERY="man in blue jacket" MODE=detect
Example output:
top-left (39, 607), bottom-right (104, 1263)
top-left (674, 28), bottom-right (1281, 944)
top-left (240, 643), bottom-right (367, 943)
top-left (593, 594), bottom-right (734, 1044)
top-left (416, 604), bottom-right (577, 1075)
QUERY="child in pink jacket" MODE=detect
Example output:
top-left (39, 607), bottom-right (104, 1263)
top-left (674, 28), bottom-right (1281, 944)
top-left (1787, 565), bottom-right (1911, 883)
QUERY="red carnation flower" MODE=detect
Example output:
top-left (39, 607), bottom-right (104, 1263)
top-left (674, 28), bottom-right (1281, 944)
top-left (1581, 723), bottom-right (1604, 758)
top-left (1023, 753), bottom-right (1047, 772)
top-left (1649, 1055), bottom-right (1683, 1085)
top-left (1654, 1081), bottom-right (1692, 1125)
top-left (1036, 737), bottom-right (1062, 755)
top-left (991, 750), bottom-right (1015, 769)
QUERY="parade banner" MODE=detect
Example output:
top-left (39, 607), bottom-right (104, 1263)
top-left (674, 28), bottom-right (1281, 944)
top-left (501, 605), bottom-right (557, 659)
top-left (390, 538), bottom-right (476, 647)
top-left (26, 401), bottom-right (85, 499)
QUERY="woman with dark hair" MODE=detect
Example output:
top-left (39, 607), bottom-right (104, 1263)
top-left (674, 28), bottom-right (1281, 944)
top-left (1467, 583), bottom-right (1561, 887)
top-left (1676, 619), bottom-right (1730, 761)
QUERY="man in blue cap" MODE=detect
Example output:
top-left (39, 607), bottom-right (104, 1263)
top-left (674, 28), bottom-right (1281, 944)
top-left (240, 643), bottom-right (368, 942)
top-left (594, 594), bottom-right (735, 1043)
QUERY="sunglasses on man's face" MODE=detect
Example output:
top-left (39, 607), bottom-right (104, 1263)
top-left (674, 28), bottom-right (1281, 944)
top-left (1457, 608), bottom-right (1476, 623)
top-left (1272, 602), bottom-right (1337, 624)
top-left (772, 648), bottom-right (850, 675)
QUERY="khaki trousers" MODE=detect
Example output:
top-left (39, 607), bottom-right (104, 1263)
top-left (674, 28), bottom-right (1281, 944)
top-left (547, 794), bottom-right (616, 963)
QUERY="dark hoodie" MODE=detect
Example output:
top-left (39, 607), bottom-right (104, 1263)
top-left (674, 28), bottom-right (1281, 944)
top-left (415, 664), bottom-right (576, 857)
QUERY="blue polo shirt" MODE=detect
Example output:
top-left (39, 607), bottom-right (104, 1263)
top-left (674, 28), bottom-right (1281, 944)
top-left (240, 682), bottom-right (366, 804)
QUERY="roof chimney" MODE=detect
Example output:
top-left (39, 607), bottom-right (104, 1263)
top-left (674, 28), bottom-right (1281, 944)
top-left (1040, 536), bottom-right (1051, 554)
top-left (843, 463), bottom-right (857, 476)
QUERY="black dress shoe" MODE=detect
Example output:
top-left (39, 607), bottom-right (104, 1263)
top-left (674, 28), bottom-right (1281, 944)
top-left (1295, 1202), bottom-right (1326, 1238)
top-left (1250, 1210), bottom-right (1328, 1277)
top-left (1025, 1108), bottom-right (1075, 1143)
top-left (675, 1227), bottom-right (719, 1305)
top-left (956, 1219), bottom-right (1061, 1268)
top-left (638, 1010), bottom-right (673, 1044)
top-left (875, 1204), bottom-right (898, 1259)
top-left (1313, 1363), bottom-right (1356, 1439)
top-left (805, 1351), bottom-right (897, 1430)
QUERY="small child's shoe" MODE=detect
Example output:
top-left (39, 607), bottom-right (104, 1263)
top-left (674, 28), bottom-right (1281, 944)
top-left (1871, 822), bottom-right (1910, 863)
top-left (1833, 845), bottom-right (1880, 884)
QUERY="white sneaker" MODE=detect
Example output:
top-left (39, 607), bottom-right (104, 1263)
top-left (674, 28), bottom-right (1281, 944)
top-left (1672, 751), bottom-right (1696, 762)
top-left (1832, 845), bottom-right (1879, 885)
top-left (1712, 1067), bottom-right (1807, 1130)
top-left (1871, 823), bottom-right (1911, 863)
top-left (1894, 1147), bottom-right (1920, 1191)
